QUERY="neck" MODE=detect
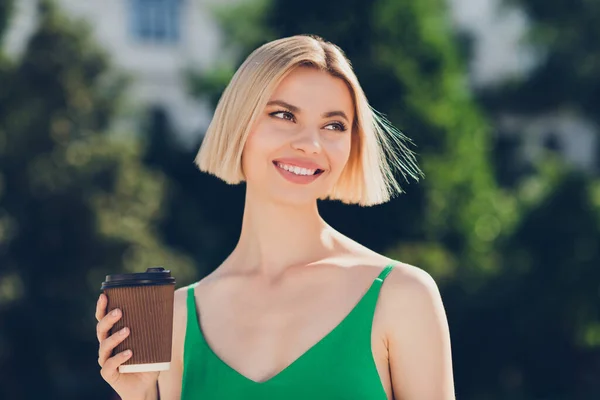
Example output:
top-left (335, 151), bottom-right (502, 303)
top-left (227, 189), bottom-right (336, 278)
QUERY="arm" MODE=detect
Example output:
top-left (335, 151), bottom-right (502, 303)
top-left (384, 266), bottom-right (455, 400)
top-left (156, 287), bottom-right (189, 400)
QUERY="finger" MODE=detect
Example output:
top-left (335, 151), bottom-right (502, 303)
top-left (96, 307), bottom-right (121, 343)
top-left (100, 349), bottom-right (132, 384)
top-left (98, 327), bottom-right (130, 367)
top-left (95, 294), bottom-right (106, 322)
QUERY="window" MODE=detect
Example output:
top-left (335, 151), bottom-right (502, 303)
top-left (129, 0), bottom-right (182, 44)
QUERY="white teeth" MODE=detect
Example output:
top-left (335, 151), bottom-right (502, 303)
top-left (276, 162), bottom-right (317, 176)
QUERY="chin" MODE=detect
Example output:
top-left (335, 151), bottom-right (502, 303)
top-left (269, 190), bottom-right (323, 208)
top-left (246, 173), bottom-right (331, 207)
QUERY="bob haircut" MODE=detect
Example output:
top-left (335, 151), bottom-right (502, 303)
top-left (195, 34), bottom-right (422, 206)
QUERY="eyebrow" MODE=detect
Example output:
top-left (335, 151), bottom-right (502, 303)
top-left (266, 100), bottom-right (350, 123)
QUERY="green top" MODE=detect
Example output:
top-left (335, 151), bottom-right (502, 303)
top-left (181, 264), bottom-right (394, 399)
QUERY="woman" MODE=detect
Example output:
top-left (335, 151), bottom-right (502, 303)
top-left (96, 34), bottom-right (455, 399)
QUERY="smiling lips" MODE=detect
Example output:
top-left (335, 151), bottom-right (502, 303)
top-left (273, 159), bottom-right (325, 184)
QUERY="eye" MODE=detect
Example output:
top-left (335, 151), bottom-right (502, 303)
top-left (270, 110), bottom-right (295, 122)
top-left (325, 121), bottom-right (348, 132)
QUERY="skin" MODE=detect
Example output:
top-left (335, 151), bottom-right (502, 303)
top-left (95, 66), bottom-right (455, 400)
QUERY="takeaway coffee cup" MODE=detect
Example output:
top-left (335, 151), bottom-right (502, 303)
top-left (101, 267), bottom-right (175, 373)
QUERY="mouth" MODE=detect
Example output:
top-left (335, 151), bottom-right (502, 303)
top-left (272, 161), bottom-right (325, 177)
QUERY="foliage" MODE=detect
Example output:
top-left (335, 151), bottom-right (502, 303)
top-left (0, 2), bottom-right (195, 399)
top-left (489, 0), bottom-right (600, 121)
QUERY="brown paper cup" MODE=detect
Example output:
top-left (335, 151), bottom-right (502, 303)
top-left (101, 267), bottom-right (175, 373)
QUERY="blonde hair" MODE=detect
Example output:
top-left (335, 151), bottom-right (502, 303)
top-left (195, 34), bottom-right (422, 206)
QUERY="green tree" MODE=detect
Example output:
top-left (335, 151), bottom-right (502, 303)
top-left (0, 0), bottom-right (13, 42)
top-left (486, 0), bottom-right (600, 123)
top-left (0, 2), bottom-right (195, 399)
top-left (467, 1), bottom-right (600, 395)
top-left (452, 164), bottom-right (600, 399)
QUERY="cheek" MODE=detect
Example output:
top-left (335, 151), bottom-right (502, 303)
top-left (241, 125), bottom-right (279, 177)
top-left (245, 120), bottom-right (282, 153)
top-left (241, 133), bottom-right (261, 177)
top-left (327, 136), bottom-right (352, 171)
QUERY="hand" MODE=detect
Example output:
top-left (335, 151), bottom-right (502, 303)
top-left (96, 293), bottom-right (159, 400)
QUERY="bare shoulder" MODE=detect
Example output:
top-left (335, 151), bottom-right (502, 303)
top-left (156, 285), bottom-right (194, 399)
top-left (174, 285), bottom-right (190, 322)
top-left (347, 252), bottom-right (441, 310)
top-left (171, 285), bottom-right (192, 359)
top-left (174, 285), bottom-right (190, 304)
top-left (384, 262), bottom-right (439, 297)
top-left (171, 274), bottom-right (218, 332)
top-left (378, 262), bottom-right (443, 322)
top-left (376, 263), bottom-right (455, 398)
top-left (340, 248), bottom-right (447, 341)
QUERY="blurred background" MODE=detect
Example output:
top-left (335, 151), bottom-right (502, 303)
top-left (1, 0), bottom-right (599, 398)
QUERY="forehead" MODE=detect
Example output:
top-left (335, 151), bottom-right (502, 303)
top-left (269, 67), bottom-right (355, 118)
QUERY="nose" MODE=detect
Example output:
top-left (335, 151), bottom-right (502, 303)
top-left (290, 127), bottom-right (322, 154)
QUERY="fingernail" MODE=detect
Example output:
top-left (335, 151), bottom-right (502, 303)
top-left (124, 350), bottom-right (132, 356)
top-left (111, 309), bottom-right (119, 317)
top-left (120, 327), bottom-right (128, 336)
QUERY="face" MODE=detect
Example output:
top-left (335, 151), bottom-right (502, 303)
top-left (241, 66), bottom-right (355, 207)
